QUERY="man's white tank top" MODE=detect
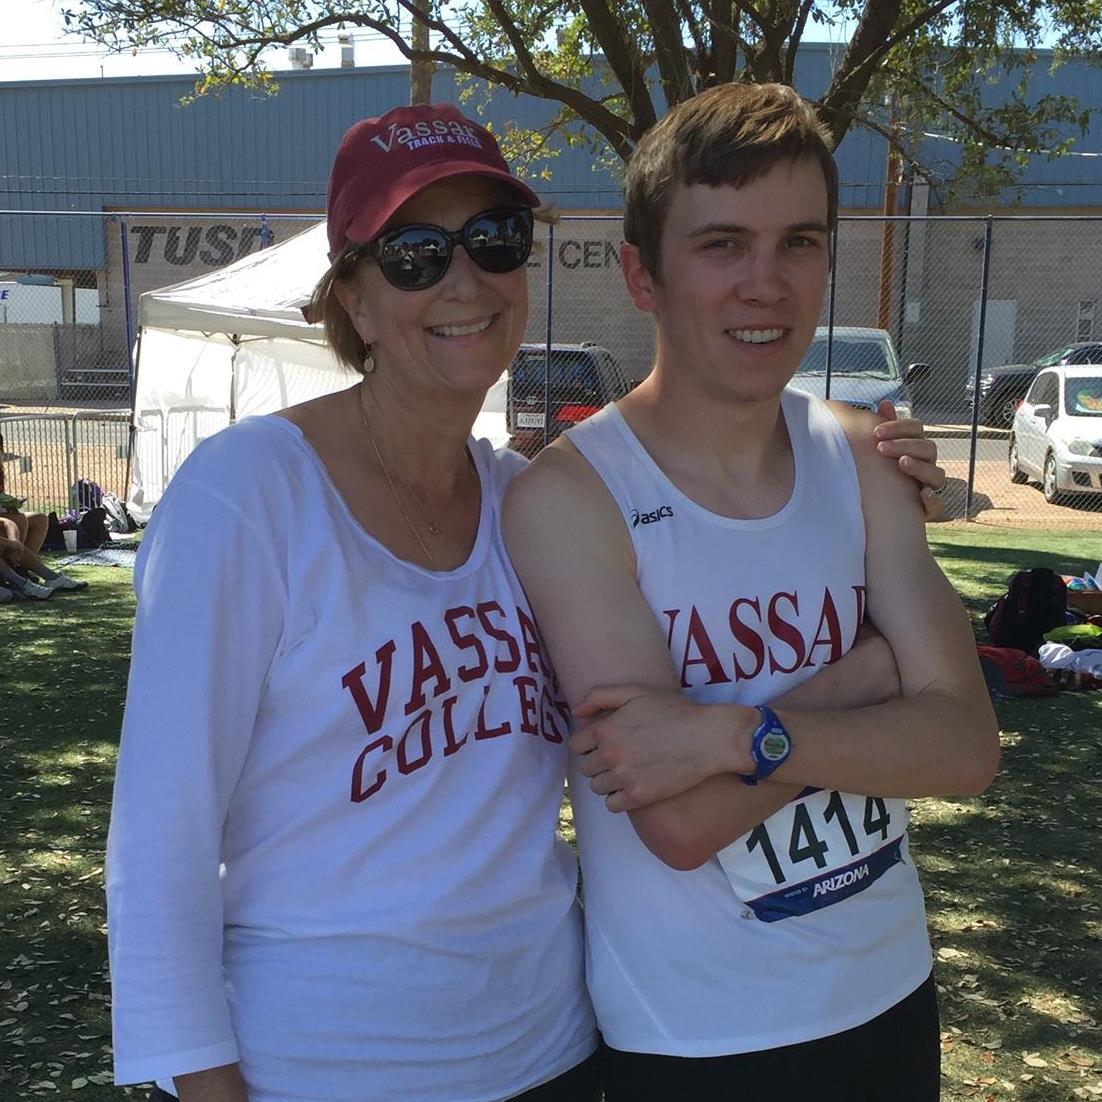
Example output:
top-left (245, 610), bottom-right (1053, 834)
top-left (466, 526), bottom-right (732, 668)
top-left (566, 388), bottom-right (932, 1056)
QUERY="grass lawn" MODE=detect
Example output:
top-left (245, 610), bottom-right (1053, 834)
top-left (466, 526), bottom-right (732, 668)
top-left (2, 529), bottom-right (1101, 1101)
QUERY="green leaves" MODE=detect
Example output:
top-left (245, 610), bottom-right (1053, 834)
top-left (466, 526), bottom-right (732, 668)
top-left (62, 0), bottom-right (1101, 197)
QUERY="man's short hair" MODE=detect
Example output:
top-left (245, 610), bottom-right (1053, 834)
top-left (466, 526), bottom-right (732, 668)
top-left (623, 82), bottom-right (839, 277)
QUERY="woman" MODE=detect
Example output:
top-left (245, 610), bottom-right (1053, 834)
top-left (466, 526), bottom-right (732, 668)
top-left (106, 104), bottom-right (945, 1102)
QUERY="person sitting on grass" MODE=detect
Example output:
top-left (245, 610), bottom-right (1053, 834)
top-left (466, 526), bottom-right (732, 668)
top-left (0, 438), bottom-right (86, 595)
top-left (0, 534), bottom-right (52, 599)
top-left (0, 523), bottom-right (87, 596)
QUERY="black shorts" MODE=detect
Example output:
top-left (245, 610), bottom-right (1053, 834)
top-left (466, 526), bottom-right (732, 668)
top-left (146, 1047), bottom-right (603, 1102)
top-left (603, 972), bottom-right (940, 1102)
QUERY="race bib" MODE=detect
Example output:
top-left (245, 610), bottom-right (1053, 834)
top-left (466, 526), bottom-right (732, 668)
top-left (717, 788), bottom-right (908, 923)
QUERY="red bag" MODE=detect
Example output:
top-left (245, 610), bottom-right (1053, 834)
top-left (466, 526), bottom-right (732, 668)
top-left (977, 645), bottom-right (1055, 698)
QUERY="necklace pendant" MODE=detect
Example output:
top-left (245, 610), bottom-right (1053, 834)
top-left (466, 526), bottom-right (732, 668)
top-left (427, 522), bottom-right (441, 536)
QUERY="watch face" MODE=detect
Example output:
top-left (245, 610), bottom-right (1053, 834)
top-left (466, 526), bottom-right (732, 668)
top-left (760, 730), bottom-right (790, 762)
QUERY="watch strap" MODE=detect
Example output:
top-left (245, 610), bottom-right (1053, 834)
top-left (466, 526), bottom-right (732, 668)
top-left (740, 704), bottom-right (792, 787)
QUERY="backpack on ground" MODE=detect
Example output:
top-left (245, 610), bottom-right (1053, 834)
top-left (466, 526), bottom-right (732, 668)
top-left (977, 645), bottom-right (1055, 698)
top-left (76, 506), bottom-right (109, 549)
top-left (71, 478), bottom-right (104, 512)
top-left (101, 491), bottom-right (136, 534)
top-left (984, 568), bottom-right (1068, 655)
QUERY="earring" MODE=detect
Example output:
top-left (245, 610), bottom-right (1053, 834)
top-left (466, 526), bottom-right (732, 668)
top-left (363, 346), bottom-right (376, 374)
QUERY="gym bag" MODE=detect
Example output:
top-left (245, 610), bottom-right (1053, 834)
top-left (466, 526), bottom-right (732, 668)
top-left (984, 568), bottom-right (1067, 656)
top-left (977, 645), bottom-right (1055, 698)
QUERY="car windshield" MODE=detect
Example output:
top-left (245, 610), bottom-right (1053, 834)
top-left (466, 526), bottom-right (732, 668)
top-left (1033, 346), bottom-right (1078, 368)
top-left (511, 350), bottom-right (600, 401)
top-left (796, 338), bottom-right (897, 379)
top-left (1065, 378), bottom-right (1102, 417)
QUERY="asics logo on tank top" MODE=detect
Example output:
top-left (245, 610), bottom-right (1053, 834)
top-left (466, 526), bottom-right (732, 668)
top-left (630, 504), bottom-right (674, 528)
top-left (340, 601), bottom-right (570, 803)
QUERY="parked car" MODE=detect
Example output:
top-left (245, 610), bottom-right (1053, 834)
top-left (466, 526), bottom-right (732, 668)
top-left (1008, 366), bottom-right (1102, 504)
top-left (965, 341), bottom-right (1102, 428)
top-left (786, 327), bottom-right (928, 417)
top-left (506, 342), bottom-right (633, 457)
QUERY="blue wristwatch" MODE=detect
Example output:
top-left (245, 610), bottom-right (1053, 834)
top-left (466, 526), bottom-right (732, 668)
top-left (740, 705), bottom-right (792, 786)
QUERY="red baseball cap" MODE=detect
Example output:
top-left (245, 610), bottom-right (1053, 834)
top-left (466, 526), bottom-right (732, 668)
top-left (326, 103), bottom-right (541, 259)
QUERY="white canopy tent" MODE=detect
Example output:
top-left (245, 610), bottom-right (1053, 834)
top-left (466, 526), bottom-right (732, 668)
top-left (129, 221), bottom-right (508, 521)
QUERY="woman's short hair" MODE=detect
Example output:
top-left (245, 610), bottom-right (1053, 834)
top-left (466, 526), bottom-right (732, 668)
top-left (623, 82), bottom-right (838, 279)
top-left (310, 243), bottom-right (369, 375)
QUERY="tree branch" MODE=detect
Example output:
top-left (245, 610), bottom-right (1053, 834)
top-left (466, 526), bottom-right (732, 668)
top-left (847, 113), bottom-right (937, 192)
top-left (893, 72), bottom-right (1012, 147)
top-left (875, 0), bottom-right (962, 58)
top-left (576, 0), bottom-right (657, 133)
top-left (758, 0), bottom-right (792, 81)
top-left (785, 0), bottom-right (816, 83)
top-left (734, 0), bottom-right (774, 41)
top-left (700, 2), bottom-right (766, 81)
top-left (675, 0), bottom-right (708, 69)
top-left (168, 1), bottom-right (639, 159)
top-left (641, 0), bottom-right (696, 104)
top-left (708, 0), bottom-right (739, 84)
top-left (479, 0), bottom-right (638, 155)
top-left (67, 0), bottom-right (1100, 192)
top-left (818, 0), bottom-right (904, 147)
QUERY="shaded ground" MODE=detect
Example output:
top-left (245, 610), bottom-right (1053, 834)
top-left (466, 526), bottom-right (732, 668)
top-left (1, 566), bottom-right (138, 1098)
top-left (3, 529), bottom-right (1101, 1100)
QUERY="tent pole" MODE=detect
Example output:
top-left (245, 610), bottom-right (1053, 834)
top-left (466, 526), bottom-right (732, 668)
top-left (124, 328), bottom-right (141, 508)
top-left (229, 334), bottom-right (240, 424)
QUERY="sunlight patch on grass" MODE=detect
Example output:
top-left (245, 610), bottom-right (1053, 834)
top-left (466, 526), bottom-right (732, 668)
top-left (911, 798), bottom-right (991, 827)
top-left (21, 745), bottom-right (118, 771)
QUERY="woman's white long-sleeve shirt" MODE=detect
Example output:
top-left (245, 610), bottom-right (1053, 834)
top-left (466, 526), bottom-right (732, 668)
top-left (107, 416), bottom-right (595, 1102)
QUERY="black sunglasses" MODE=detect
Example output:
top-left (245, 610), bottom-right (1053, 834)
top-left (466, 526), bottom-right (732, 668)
top-left (367, 207), bottom-right (534, 291)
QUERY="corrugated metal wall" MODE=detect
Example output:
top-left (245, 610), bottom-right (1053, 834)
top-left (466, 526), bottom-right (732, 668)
top-left (1, 44), bottom-right (1100, 271)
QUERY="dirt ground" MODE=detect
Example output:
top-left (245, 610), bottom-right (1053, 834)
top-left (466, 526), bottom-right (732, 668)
top-left (938, 458), bottom-right (1102, 531)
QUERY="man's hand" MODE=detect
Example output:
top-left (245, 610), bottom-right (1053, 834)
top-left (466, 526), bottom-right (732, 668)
top-left (571, 625), bottom-right (902, 813)
top-left (573, 686), bottom-right (754, 811)
top-left (873, 399), bottom-right (945, 521)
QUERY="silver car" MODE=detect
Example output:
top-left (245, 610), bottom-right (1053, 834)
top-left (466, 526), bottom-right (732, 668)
top-left (787, 327), bottom-right (928, 417)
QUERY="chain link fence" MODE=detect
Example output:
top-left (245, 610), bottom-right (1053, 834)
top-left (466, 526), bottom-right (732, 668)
top-left (0, 411), bottom-right (130, 513)
top-left (2, 209), bottom-right (1100, 528)
top-left (536, 213), bottom-right (1102, 530)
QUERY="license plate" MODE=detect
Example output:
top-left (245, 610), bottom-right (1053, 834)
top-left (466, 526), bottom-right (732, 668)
top-left (516, 412), bottom-right (545, 428)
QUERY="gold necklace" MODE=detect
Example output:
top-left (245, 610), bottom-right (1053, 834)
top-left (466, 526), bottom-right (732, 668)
top-left (357, 382), bottom-right (483, 572)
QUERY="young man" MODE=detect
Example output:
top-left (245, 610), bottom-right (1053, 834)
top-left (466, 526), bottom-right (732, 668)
top-left (503, 83), bottom-right (999, 1100)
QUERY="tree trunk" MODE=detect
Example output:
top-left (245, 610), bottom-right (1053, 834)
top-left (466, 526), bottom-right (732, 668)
top-left (410, 1), bottom-right (434, 105)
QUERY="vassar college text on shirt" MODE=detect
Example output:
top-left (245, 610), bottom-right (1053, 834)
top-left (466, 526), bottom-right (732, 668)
top-left (662, 584), bottom-right (867, 687)
top-left (341, 600), bottom-right (570, 802)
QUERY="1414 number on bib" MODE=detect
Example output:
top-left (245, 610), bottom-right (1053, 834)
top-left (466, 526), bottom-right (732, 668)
top-left (717, 789), bottom-right (908, 923)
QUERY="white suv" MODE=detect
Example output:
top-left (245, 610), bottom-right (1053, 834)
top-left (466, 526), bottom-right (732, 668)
top-left (1008, 366), bottom-right (1102, 504)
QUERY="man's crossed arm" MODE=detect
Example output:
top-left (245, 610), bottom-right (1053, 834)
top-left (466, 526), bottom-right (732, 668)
top-left (502, 406), bottom-right (999, 871)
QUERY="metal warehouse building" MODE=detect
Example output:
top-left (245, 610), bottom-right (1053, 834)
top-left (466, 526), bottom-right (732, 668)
top-left (1, 44), bottom-right (1101, 402)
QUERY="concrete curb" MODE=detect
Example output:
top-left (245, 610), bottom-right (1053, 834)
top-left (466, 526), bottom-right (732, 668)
top-left (926, 424), bottom-right (1009, 440)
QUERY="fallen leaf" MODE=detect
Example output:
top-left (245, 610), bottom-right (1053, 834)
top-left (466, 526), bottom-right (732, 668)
top-left (1065, 1050), bottom-right (1097, 1068)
